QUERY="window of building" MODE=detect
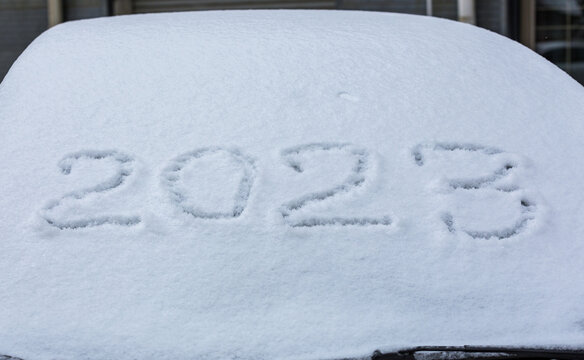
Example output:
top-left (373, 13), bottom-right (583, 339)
top-left (535, 0), bottom-right (584, 84)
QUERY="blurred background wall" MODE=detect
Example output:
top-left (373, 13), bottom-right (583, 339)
top-left (0, 0), bottom-right (583, 85)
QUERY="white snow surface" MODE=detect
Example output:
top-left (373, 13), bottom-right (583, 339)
top-left (1, 10), bottom-right (584, 360)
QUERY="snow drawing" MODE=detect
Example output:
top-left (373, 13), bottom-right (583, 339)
top-left (0, 355), bottom-right (24, 360)
top-left (413, 142), bottom-right (536, 239)
top-left (40, 150), bottom-right (141, 229)
top-left (279, 143), bottom-right (392, 227)
top-left (161, 147), bottom-right (256, 219)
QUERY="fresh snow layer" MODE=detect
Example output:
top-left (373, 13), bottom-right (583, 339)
top-left (1, 10), bottom-right (584, 360)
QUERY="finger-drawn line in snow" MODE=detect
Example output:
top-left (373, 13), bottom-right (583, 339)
top-left (442, 199), bottom-right (536, 239)
top-left (414, 142), bottom-right (535, 239)
top-left (412, 142), bottom-right (503, 166)
top-left (0, 355), bottom-right (24, 360)
top-left (448, 163), bottom-right (519, 192)
top-left (161, 147), bottom-right (256, 219)
top-left (412, 142), bottom-right (517, 192)
top-left (280, 143), bottom-right (392, 227)
top-left (41, 150), bottom-right (141, 230)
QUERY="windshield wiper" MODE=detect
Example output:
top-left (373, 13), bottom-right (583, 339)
top-left (371, 346), bottom-right (584, 360)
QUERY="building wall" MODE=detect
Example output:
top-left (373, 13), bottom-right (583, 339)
top-left (132, 0), bottom-right (335, 12)
top-left (65, 0), bottom-right (109, 21)
top-left (338, 0), bottom-right (456, 18)
top-left (476, 0), bottom-right (507, 35)
top-left (339, 0), bottom-right (426, 13)
top-left (0, 0), bottom-right (47, 82)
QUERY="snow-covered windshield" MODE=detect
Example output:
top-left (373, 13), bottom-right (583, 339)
top-left (0, 10), bottom-right (583, 360)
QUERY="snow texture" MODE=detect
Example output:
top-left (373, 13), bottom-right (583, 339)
top-left (0, 10), bottom-right (584, 360)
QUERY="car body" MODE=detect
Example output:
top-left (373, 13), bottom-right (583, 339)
top-left (1, 10), bottom-right (584, 360)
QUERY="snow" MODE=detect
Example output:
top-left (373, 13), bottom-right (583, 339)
top-left (0, 9), bottom-right (584, 360)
